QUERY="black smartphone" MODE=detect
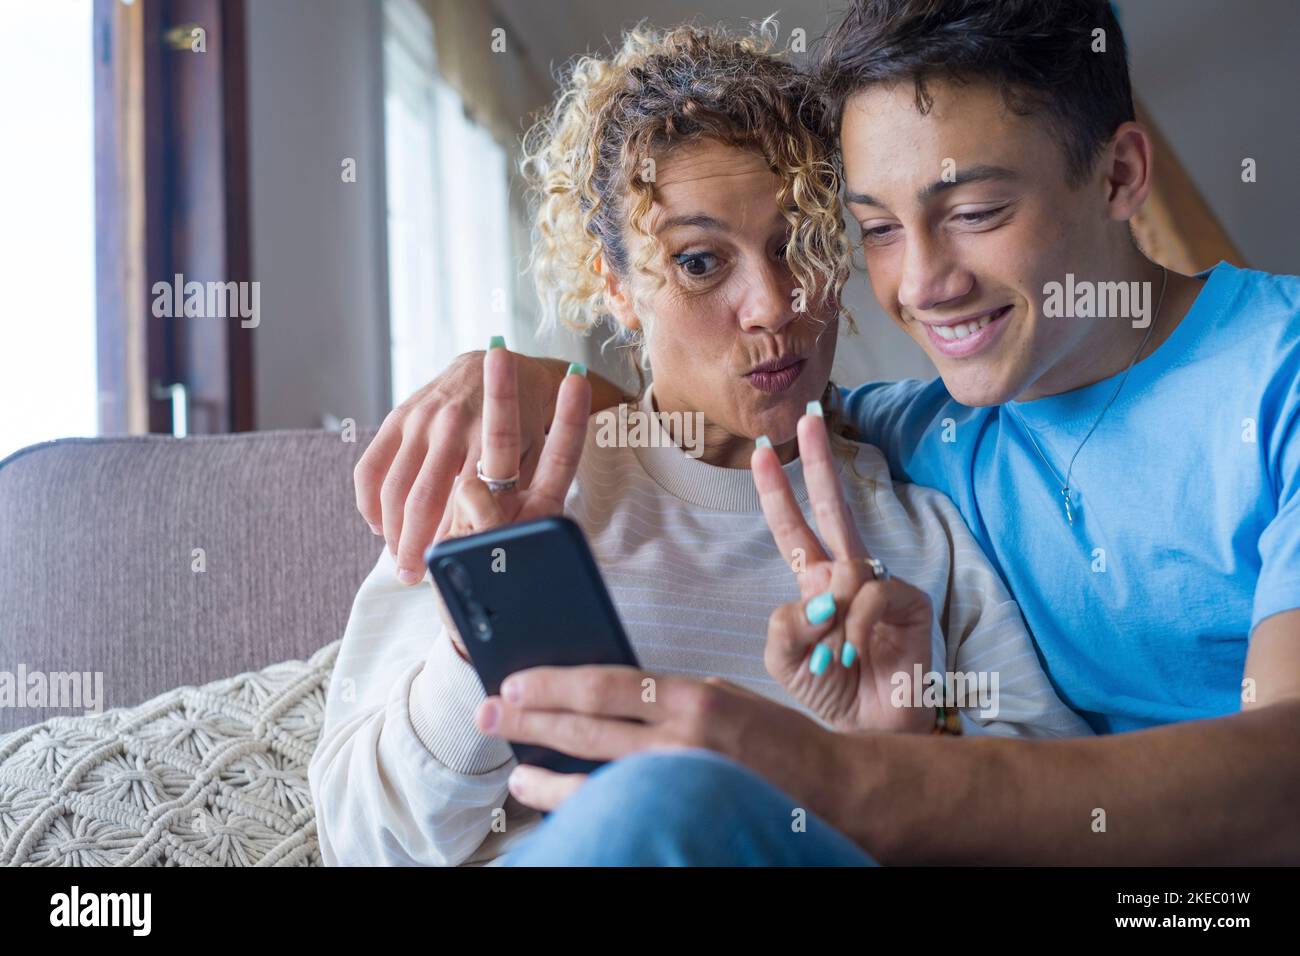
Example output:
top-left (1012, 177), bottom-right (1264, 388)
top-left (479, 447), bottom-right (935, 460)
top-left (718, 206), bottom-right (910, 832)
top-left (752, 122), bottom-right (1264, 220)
top-left (426, 515), bottom-right (640, 775)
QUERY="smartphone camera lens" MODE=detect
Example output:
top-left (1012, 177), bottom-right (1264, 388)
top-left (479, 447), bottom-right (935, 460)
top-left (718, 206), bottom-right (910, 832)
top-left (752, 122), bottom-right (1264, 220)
top-left (467, 602), bottom-right (493, 642)
top-left (441, 559), bottom-right (472, 597)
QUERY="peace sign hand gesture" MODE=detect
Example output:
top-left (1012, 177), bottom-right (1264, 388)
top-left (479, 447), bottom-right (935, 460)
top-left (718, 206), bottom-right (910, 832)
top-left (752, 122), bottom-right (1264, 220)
top-left (752, 406), bottom-right (936, 734)
top-left (440, 344), bottom-right (590, 536)
top-left (435, 343), bottom-right (591, 657)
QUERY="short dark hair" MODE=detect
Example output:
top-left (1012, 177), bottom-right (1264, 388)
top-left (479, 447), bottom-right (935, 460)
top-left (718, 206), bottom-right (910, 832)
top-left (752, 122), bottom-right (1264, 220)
top-left (817, 0), bottom-right (1135, 183)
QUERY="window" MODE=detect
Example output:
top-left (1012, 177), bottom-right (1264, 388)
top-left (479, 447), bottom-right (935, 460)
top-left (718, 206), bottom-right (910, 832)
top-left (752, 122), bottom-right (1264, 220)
top-left (0, 1), bottom-right (97, 460)
top-left (382, 0), bottom-right (514, 407)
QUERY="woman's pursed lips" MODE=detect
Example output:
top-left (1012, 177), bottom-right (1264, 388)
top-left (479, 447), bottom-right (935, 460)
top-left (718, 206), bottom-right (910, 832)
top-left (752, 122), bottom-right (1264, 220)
top-left (745, 357), bottom-right (807, 393)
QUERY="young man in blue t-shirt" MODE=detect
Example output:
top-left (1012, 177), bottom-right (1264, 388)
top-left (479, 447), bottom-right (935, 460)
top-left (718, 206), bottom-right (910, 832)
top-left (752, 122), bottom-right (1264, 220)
top-left (842, 261), bottom-right (1300, 737)
top-left (353, 0), bottom-right (1300, 862)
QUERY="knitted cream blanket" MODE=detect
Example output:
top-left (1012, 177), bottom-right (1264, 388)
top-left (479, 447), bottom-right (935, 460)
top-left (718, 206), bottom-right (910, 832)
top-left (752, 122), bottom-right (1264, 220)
top-left (0, 641), bottom-right (338, 866)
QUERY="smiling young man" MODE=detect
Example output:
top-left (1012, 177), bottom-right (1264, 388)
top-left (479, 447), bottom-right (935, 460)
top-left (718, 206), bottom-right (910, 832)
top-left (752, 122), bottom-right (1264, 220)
top-left (827, 6), bottom-right (1252, 736)
top-left (351, 0), bottom-right (1300, 863)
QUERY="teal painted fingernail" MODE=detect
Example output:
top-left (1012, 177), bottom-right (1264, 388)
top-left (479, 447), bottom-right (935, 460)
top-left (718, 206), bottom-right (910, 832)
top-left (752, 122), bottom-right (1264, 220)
top-left (489, 335), bottom-right (506, 350)
top-left (809, 642), bottom-right (832, 676)
top-left (805, 591), bottom-right (835, 625)
top-left (806, 399), bottom-right (824, 418)
top-left (841, 643), bottom-right (857, 668)
top-left (567, 361), bottom-right (586, 377)
top-left (755, 435), bottom-right (772, 450)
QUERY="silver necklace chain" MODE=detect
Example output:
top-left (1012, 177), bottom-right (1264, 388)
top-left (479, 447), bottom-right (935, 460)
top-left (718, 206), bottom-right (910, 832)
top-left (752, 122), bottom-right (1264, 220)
top-left (1011, 265), bottom-right (1169, 527)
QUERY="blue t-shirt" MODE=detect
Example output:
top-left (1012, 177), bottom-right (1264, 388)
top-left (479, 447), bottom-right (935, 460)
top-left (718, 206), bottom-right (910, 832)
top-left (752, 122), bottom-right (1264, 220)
top-left (844, 262), bottom-right (1300, 734)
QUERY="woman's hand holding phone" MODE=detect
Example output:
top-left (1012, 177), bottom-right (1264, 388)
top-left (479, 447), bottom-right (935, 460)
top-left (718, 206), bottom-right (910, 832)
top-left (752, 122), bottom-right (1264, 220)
top-left (752, 411), bottom-right (936, 734)
top-left (436, 343), bottom-right (592, 658)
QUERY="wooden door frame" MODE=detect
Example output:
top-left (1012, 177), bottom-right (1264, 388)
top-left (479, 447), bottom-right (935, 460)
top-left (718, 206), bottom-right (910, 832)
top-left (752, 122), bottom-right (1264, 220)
top-left (94, 0), bottom-right (253, 435)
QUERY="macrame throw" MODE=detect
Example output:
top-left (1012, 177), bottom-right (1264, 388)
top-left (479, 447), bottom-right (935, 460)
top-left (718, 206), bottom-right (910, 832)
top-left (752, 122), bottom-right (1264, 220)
top-left (0, 641), bottom-right (338, 866)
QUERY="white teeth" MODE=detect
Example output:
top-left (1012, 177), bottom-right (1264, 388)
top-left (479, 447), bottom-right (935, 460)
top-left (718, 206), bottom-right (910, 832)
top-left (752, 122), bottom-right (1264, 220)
top-left (933, 312), bottom-right (996, 343)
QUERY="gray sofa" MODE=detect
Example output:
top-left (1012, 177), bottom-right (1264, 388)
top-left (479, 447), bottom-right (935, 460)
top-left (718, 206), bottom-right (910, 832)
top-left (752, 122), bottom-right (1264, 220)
top-left (0, 430), bottom-right (380, 734)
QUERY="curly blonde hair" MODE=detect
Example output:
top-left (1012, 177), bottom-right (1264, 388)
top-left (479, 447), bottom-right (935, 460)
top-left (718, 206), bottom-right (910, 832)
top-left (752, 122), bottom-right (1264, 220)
top-left (521, 21), bottom-right (853, 362)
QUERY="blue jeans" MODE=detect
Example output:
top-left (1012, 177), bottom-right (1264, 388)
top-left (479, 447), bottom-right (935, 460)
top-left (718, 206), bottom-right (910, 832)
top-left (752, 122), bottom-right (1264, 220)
top-left (503, 749), bottom-right (878, 866)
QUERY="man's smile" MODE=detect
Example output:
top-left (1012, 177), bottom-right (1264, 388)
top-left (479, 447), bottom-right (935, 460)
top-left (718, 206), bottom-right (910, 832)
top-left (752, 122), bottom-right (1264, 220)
top-left (916, 304), bottom-right (1013, 358)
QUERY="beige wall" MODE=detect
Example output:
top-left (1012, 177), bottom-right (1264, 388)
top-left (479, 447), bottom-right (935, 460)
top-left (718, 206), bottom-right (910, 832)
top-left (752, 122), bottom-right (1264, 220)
top-left (245, 0), bottom-right (390, 430)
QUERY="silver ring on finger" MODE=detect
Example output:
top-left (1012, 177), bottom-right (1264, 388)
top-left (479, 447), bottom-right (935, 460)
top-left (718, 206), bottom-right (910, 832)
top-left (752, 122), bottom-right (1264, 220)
top-left (862, 557), bottom-right (890, 581)
top-left (475, 459), bottom-right (519, 494)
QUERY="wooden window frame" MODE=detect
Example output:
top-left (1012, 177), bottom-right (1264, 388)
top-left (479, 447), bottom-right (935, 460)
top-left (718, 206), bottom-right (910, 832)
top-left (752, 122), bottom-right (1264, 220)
top-left (94, 0), bottom-right (253, 435)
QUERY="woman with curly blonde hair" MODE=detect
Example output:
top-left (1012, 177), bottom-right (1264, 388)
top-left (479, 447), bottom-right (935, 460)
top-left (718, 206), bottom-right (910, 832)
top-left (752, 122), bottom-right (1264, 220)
top-left (310, 22), bottom-right (1089, 867)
